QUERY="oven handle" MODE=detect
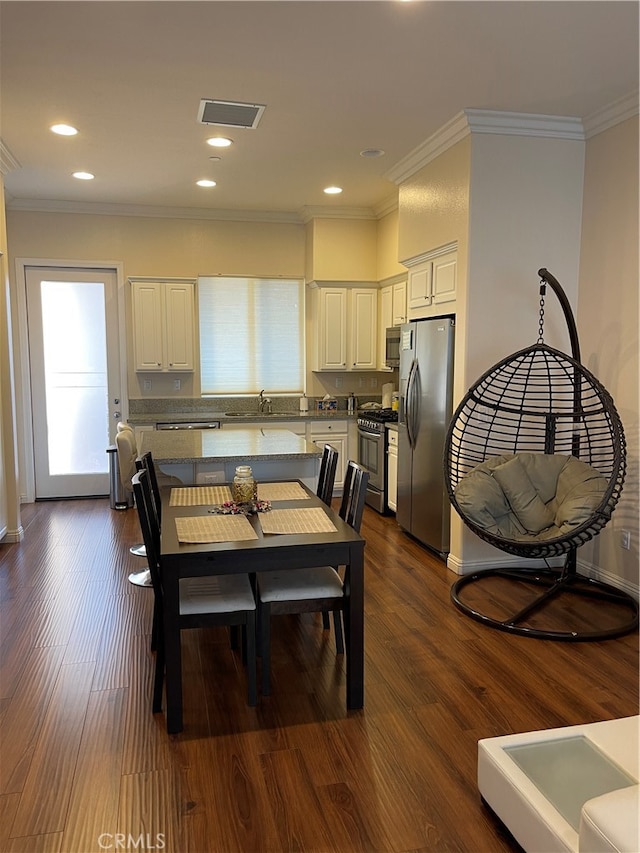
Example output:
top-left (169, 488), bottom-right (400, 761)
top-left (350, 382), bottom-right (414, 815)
top-left (357, 425), bottom-right (382, 438)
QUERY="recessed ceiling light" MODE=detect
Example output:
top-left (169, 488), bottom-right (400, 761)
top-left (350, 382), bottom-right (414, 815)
top-left (360, 148), bottom-right (385, 158)
top-left (197, 179), bottom-right (217, 187)
top-left (206, 137), bottom-right (233, 148)
top-left (51, 124), bottom-right (78, 136)
top-left (324, 186), bottom-right (343, 195)
top-left (208, 156), bottom-right (222, 162)
top-left (72, 171), bottom-right (94, 180)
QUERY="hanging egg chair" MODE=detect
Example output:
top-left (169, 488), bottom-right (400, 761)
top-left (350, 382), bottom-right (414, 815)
top-left (444, 268), bottom-right (637, 640)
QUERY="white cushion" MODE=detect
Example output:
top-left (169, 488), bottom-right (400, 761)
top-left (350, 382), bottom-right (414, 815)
top-left (115, 429), bottom-right (138, 491)
top-left (579, 785), bottom-right (640, 853)
top-left (179, 575), bottom-right (255, 615)
top-left (258, 567), bottom-right (343, 603)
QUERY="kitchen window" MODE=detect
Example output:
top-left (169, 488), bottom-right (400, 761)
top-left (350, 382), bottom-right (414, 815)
top-left (198, 276), bottom-right (304, 395)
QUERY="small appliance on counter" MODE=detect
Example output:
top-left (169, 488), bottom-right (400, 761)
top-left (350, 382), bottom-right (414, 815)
top-left (381, 382), bottom-right (395, 409)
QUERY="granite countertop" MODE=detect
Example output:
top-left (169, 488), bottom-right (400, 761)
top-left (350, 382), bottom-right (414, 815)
top-left (139, 427), bottom-right (323, 463)
top-left (130, 411), bottom-right (357, 427)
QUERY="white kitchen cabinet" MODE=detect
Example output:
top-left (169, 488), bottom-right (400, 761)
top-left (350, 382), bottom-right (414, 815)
top-left (387, 427), bottom-right (398, 512)
top-left (131, 278), bottom-right (195, 372)
top-left (432, 253), bottom-right (457, 305)
top-left (311, 285), bottom-right (377, 371)
top-left (407, 246), bottom-right (457, 311)
top-left (391, 281), bottom-right (407, 325)
top-left (223, 420), bottom-right (306, 435)
top-left (349, 288), bottom-right (378, 370)
top-left (378, 279), bottom-right (407, 369)
top-left (308, 419), bottom-right (349, 489)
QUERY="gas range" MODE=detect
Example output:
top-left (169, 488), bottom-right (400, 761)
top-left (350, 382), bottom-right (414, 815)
top-left (357, 408), bottom-right (398, 434)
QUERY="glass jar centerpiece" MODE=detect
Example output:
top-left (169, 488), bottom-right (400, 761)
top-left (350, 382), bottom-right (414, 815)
top-left (232, 465), bottom-right (257, 504)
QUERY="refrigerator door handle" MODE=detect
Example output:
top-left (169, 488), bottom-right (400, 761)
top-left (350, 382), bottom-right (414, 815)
top-left (406, 358), bottom-right (419, 449)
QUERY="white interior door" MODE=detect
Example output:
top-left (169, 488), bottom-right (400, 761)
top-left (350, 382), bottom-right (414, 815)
top-left (26, 266), bottom-right (122, 498)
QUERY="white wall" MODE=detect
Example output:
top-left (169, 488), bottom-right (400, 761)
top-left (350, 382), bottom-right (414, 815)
top-left (438, 132), bottom-right (585, 574)
top-left (577, 116), bottom-right (639, 592)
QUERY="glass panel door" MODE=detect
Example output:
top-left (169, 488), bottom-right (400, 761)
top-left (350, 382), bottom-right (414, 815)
top-left (26, 267), bottom-right (121, 498)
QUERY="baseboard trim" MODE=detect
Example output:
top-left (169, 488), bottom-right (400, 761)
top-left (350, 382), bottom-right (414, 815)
top-left (1, 525), bottom-right (25, 543)
top-left (446, 553), bottom-right (639, 601)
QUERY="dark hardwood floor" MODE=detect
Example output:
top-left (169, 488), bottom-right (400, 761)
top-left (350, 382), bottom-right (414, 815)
top-left (1, 498), bottom-right (638, 853)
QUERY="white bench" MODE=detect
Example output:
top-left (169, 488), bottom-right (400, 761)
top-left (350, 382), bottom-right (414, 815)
top-left (478, 716), bottom-right (639, 852)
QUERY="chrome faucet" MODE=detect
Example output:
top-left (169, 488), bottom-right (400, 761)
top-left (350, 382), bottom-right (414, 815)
top-left (258, 390), bottom-right (272, 414)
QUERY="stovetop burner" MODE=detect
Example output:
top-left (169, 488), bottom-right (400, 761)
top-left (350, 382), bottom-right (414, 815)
top-left (358, 407), bottom-right (398, 423)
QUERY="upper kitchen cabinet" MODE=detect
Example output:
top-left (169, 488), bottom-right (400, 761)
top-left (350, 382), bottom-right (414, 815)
top-left (130, 278), bottom-right (196, 372)
top-left (378, 276), bottom-right (407, 369)
top-left (309, 284), bottom-right (378, 371)
top-left (405, 244), bottom-right (457, 313)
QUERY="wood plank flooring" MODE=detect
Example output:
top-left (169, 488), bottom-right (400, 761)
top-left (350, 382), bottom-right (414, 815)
top-left (0, 498), bottom-right (637, 853)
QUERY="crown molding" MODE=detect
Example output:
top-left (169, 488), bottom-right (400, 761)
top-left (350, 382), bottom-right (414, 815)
top-left (298, 205), bottom-right (377, 224)
top-left (582, 91), bottom-right (639, 138)
top-left (385, 111), bottom-right (470, 186)
top-left (463, 109), bottom-right (584, 139)
top-left (385, 109), bottom-right (586, 186)
top-left (372, 193), bottom-right (398, 220)
top-left (0, 140), bottom-right (21, 176)
top-left (5, 197), bottom-right (304, 224)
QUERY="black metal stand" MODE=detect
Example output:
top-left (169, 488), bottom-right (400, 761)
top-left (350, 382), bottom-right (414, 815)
top-left (448, 269), bottom-right (639, 641)
top-left (451, 547), bottom-right (639, 641)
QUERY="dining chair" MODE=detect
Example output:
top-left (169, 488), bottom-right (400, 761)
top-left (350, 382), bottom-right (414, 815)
top-left (132, 469), bottom-right (258, 713)
top-left (115, 424), bottom-right (151, 586)
top-left (317, 443), bottom-right (339, 507)
top-left (256, 459), bottom-right (369, 696)
top-left (316, 444), bottom-right (340, 634)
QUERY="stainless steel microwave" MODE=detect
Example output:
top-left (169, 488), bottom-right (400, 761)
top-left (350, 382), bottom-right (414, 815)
top-left (385, 326), bottom-right (401, 367)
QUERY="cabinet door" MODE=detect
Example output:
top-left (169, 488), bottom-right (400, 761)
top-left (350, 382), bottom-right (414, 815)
top-left (378, 286), bottom-right (393, 370)
top-left (310, 434), bottom-right (347, 490)
top-left (408, 264), bottom-right (432, 310)
top-left (350, 289), bottom-right (377, 370)
top-left (387, 435), bottom-right (398, 512)
top-left (432, 253), bottom-right (457, 304)
top-left (392, 281), bottom-right (407, 325)
top-left (319, 289), bottom-right (348, 370)
top-left (132, 282), bottom-right (164, 371)
top-left (165, 283), bottom-right (194, 370)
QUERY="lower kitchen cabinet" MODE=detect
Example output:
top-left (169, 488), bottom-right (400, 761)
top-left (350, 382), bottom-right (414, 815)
top-left (387, 427), bottom-right (398, 512)
top-left (308, 420), bottom-right (348, 489)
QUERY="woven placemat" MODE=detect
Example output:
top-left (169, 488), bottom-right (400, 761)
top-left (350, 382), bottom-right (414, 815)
top-left (170, 486), bottom-right (232, 506)
top-left (175, 514), bottom-right (258, 543)
top-left (259, 507), bottom-right (337, 535)
top-left (257, 482), bottom-right (310, 502)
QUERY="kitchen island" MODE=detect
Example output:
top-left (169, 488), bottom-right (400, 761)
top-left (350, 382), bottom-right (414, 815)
top-left (139, 427), bottom-right (323, 488)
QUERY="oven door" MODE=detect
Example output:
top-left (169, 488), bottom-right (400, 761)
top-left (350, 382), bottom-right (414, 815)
top-left (358, 426), bottom-right (387, 512)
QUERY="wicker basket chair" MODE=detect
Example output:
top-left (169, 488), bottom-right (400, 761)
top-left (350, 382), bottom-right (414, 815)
top-left (444, 268), bottom-right (637, 640)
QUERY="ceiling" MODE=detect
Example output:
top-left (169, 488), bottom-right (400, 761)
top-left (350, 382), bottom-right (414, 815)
top-left (1, 1), bottom-right (638, 222)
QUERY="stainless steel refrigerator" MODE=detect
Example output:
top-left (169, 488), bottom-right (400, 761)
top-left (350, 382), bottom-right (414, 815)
top-left (397, 317), bottom-right (455, 555)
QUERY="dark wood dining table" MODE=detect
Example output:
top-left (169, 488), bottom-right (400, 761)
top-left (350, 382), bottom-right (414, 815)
top-left (160, 480), bottom-right (365, 733)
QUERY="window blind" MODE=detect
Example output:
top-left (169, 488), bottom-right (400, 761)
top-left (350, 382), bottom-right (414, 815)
top-left (199, 276), bottom-right (304, 395)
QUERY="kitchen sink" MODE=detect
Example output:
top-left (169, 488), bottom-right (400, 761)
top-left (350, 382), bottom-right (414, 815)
top-left (225, 411), bottom-right (279, 417)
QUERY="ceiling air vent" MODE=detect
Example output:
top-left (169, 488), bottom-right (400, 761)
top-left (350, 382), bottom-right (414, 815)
top-left (197, 99), bottom-right (265, 129)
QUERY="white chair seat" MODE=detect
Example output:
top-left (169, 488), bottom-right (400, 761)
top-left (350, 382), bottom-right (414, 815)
top-left (579, 785), bottom-right (639, 853)
top-left (179, 575), bottom-right (256, 615)
top-left (258, 567), bottom-right (343, 603)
